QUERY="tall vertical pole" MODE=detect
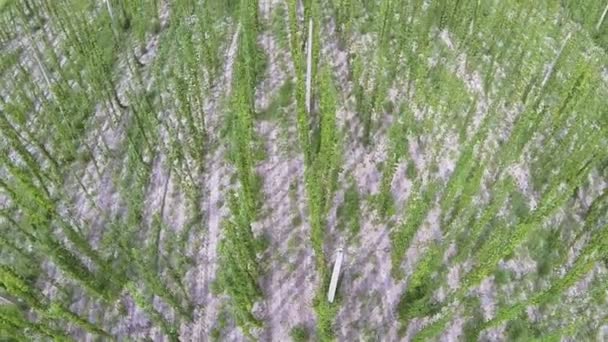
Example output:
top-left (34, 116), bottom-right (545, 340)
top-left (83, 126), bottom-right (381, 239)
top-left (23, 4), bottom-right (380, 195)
top-left (105, 0), bottom-right (114, 22)
top-left (597, 1), bottom-right (608, 31)
top-left (540, 32), bottom-right (571, 90)
top-left (305, 18), bottom-right (313, 114)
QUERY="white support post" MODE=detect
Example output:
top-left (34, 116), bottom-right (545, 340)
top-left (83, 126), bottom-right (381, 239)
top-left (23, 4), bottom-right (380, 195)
top-left (305, 18), bottom-right (313, 114)
top-left (597, 1), bottom-right (608, 31)
top-left (105, 0), bottom-right (114, 22)
top-left (0, 295), bottom-right (14, 305)
top-left (224, 24), bottom-right (242, 96)
top-left (540, 32), bottom-right (571, 90)
top-left (327, 248), bottom-right (344, 303)
top-left (106, 0), bottom-right (120, 39)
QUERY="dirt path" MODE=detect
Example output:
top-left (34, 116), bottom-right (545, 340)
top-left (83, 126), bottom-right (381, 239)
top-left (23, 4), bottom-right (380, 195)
top-left (318, 12), bottom-right (408, 341)
top-left (188, 25), bottom-right (242, 341)
top-left (317, 10), bottom-right (455, 341)
top-left (256, 121), bottom-right (317, 341)
top-left (253, 1), bottom-right (319, 338)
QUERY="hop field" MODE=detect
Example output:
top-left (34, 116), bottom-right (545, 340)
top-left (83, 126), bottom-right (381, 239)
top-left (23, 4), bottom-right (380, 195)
top-left (0, 0), bottom-right (607, 341)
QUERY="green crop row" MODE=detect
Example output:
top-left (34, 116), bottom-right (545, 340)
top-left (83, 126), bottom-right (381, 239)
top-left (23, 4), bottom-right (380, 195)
top-left (215, 0), bottom-right (266, 337)
top-left (390, 1), bottom-right (608, 339)
top-left (0, 264), bottom-right (111, 339)
top-left (286, 1), bottom-right (343, 339)
top-left (0, 0), bottom-right (212, 338)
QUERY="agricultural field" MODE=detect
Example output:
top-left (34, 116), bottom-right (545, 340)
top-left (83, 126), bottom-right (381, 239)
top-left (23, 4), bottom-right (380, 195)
top-left (0, 0), bottom-right (607, 341)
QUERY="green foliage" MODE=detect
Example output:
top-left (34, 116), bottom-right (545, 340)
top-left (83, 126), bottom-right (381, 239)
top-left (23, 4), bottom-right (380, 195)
top-left (127, 282), bottom-right (179, 342)
top-left (47, 302), bottom-right (111, 338)
top-left (397, 243), bottom-right (442, 321)
top-left (216, 192), bottom-right (264, 336)
top-left (0, 264), bottom-right (110, 339)
top-left (2, 0), bottom-right (608, 340)
top-left (214, 0), bottom-right (269, 335)
top-left (0, 0), bottom-right (12, 10)
top-left (461, 298), bottom-right (485, 341)
top-left (305, 67), bottom-right (343, 337)
top-left (505, 317), bottom-right (543, 341)
top-left (375, 113), bottom-right (410, 218)
top-left (0, 303), bottom-right (66, 340)
top-left (397, 282), bottom-right (440, 322)
top-left (391, 183), bottom-right (437, 279)
top-left (314, 67), bottom-right (342, 214)
top-left (257, 81), bottom-right (294, 120)
top-left (285, 8), bottom-right (343, 335)
top-left (210, 308), bottom-right (230, 342)
top-left (286, 0), bottom-right (312, 164)
top-left (337, 179), bottom-right (361, 239)
top-left (313, 284), bottom-right (339, 342)
top-left (270, 4), bottom-right (289, 51)
top-left (0, 264), bottom-right (43, 310)
top-left (411, 315), bottom-right (450, 342)
top-left (290, 324), bottom-right (310, 342)
top-left (561, 0), bottom-right (608, 49)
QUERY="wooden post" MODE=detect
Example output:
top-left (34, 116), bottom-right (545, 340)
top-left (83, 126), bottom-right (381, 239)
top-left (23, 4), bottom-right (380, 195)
top-left (327, 248), bottom-right (343, 303)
